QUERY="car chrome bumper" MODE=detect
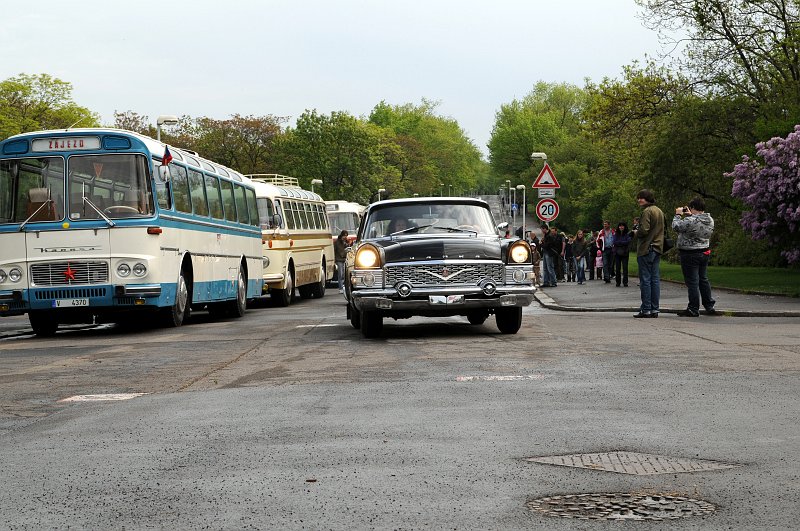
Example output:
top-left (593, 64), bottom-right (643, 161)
top-left (351, 285), bottom-right (535, 312)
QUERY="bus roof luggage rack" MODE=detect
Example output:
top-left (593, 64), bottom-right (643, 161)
top-left (248, 174), bottom-right (300, 188)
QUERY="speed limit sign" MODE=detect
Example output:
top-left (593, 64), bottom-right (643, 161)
top-left (536, 198), bottom-right (559, 222)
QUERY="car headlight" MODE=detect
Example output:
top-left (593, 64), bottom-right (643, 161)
top-left (0, 270), bottom-right (7, 283)
top-left (355, 245), bottom-right (381, 268)
top-left (509, 243), bottom-right (531, 264)
top-left (8, 268), bottom-right (22, 282)
top-left (132, 263), bottom-right (147, 277)
top-left (117, 263), bottom-right (131, 277)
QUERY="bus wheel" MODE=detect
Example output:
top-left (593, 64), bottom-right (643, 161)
top-left (163, 268), bottom-right (191, 327)
top-left (360, 310), bottom-right (383, 338)
top-left (309, 263), bottom-right (326, 299)
top-left (29, 311), bottom-right (58, 337)
top-left (272, 267), bottom-right (294, 307)
top-left (229, 266), bottom-right (247, 318)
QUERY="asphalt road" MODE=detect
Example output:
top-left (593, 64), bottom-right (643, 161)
top-left (1, 291), bottom-right (799, 529)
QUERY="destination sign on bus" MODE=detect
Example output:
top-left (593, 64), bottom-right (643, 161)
top-left (31, 137), bottom-right (101, 152)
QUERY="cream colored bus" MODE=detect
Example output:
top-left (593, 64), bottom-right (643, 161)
top-left (248, 174), bottom-right (334, 306)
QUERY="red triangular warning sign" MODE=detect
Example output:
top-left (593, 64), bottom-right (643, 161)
top-left (532, 163), bottom-right (560, 189)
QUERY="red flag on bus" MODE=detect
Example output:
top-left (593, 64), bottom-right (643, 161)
top-left (163, 146), bottom-right (173, 165)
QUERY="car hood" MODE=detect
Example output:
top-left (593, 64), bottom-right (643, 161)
top-left (378, 236), bottom-right (503, 262)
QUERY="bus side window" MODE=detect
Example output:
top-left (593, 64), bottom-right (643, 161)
top-left (246, 188), bottom-right (259, 227)
top-left (189, 169), bottom-right (209, 217)
top-left (221, 180), bottom-right (237, 222)
top-left (171, 165), bottom-right (191, 214)
top-left (206, 175), bottom-right (223, 219)
top-left (234, 184), bottom-right (248, 224)
top-left (284, 201), bottom-right (296, 230)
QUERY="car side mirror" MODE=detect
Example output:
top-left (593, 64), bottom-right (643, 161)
top-left (496, 221), bottom-right (509, 230)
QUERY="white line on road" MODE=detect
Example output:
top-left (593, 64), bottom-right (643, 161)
top-left (59, 393), bottom-right (148, 402)
top-left (456, 375), bottom-right (545, 382)
top-left (295, 324), bottom-right (342, 328)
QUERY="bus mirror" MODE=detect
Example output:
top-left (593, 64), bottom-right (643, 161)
top-left (271, 214), bottom-right (282, 228)
top-left (158, 165), bottom-right (171, 182)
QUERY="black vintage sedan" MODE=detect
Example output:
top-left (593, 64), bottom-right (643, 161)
top-left (344, 197), bottom-right (536, 337)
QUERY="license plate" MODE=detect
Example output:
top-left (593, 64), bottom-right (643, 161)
top-left (51, 298), bottom-right (89, 308)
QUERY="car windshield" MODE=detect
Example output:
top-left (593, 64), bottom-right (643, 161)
top-left (363, 202), bottom-right (496, 239)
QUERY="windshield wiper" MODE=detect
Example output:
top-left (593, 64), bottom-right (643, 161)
top-left (82, 196), bottom-right (115, 227)
top-left (389, 223), bottom-right (435, 236)
top-left (18, 199), bottom-right (54, 232)
top-left (436, 226), bottom-right (478, 234)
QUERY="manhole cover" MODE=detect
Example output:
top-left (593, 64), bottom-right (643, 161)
top-left (526, 451), bottom-right (740, 475)
top-left (527, 493), bottom-right (715, 521)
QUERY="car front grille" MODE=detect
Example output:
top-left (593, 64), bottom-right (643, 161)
top-left (385, 262), bottom-right (503, 287)
top-left (30, 261), bottom-right (109, 286)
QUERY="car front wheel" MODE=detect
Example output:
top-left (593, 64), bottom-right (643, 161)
top-left (495, 307), bottom-right (522, 334)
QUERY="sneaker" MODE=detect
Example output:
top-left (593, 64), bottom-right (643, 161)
top-left (633, 312), bottom-right (657, 318)
top-left (677, 309), bottom-right (700, 317)
top-left (704, 307), bottom-right (717, 315)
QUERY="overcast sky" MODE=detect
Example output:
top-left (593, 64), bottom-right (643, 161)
top-left (2, 0), bottom-right (663, 156)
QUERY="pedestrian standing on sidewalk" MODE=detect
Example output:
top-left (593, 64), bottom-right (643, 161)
top-left (588, 230), bottom-right (598, 280)
top-left (334, 230), bottom-right (349, 293)
top-left (598, 220), bottom-right (616, 283)
top-left (632, 189), bottom-right (665, 318)
top-left (571, 229), bottom-right (590, 284)
top-left (541, 226), bottom-right (562, 287)
top-left (672, 197), bottom-right (717, 317)
top-left (612, 221), bottom-right (632, 287)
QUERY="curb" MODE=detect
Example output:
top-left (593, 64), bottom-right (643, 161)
top-left (533, 291), bottom-right (800, 318)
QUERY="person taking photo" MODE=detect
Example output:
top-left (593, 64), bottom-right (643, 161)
top-left (672, 197), bottom-right (716, 317)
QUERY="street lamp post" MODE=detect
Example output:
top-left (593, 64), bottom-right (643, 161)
top-left (448, 184), bottom-right (452, 196)
top-left (156, 115), bottom-right (179, 142)
top-left (439, 183), bottom-right (444, 197)
top-left (377, 188), bottom-right (386, 201)
top-left (310, 179), bottom-right (323, 194)
top-left (516, 185), bottom-right (527, 239)
top-left (505, 179), bottom-right (511, 215)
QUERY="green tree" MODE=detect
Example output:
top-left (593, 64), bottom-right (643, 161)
top-left (368, 99), bottom-right (483, 197)
top-left (0, 73), bottom-right (99, 140)
top-left (272, 110), bottom-right (398, 204)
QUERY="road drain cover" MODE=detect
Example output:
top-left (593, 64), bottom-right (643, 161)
top-left (526, 451), bottom-right (740, 475)
top-left (527, 493), bottom-right (715, 521)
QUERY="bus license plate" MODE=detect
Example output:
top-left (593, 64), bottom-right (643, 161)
top-left (51, 298), bottom-right (89, 308)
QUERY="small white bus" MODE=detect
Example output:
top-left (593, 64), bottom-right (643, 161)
top-left (249, 175), bottom-right (334, 306)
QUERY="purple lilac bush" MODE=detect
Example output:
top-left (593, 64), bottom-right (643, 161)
top-left (729, 125), bottom-right (800, 264)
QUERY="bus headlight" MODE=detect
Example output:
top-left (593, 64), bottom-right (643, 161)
top-left (355, 245), bottom-right (381, 268)
top-left (8, 268), bottom-right (22, 283)
top-left (509, 243), bottom-right (531, 264)
top-left (0, 270), bottom-right (6, 283)
top-left (132, 263), bottom-right (147, 277)
top-left (117, 263), bottom-right (131, 277)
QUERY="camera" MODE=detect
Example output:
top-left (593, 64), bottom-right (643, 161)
top-left (682, 207), bottom-right (690, 214)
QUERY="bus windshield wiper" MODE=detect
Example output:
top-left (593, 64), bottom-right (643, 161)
top-left (18, 199), bottom-right (54, 231)
top-left (82, 196), bottom-right (115, 227)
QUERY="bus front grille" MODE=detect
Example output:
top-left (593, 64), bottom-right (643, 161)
top-left (30, 261), bottom-right (109, 286)
top-left (34, 287), bottom-right (108, 300)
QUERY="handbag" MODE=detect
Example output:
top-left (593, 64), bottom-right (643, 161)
top-left (662, 237), bottom-right (675, 253)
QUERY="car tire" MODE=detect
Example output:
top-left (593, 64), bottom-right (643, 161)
top-left (495, 307), bottom-right (522, 334)
top-left (360, 310), bottom-right (383, 338)
top-left (467, 311), bottom-right (489, 325)
top-left (348, 304), bottom-right (361, 329)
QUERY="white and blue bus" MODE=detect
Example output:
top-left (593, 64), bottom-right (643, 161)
top-left (0, 128), bottom-right (263, 335)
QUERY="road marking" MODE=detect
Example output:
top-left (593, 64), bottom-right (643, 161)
top-left (59, 393), bottom-right (148, 402)
top-left (295, 324), bottom-right (341, 328)
top-left (456, 374), bottom-right (545, 382)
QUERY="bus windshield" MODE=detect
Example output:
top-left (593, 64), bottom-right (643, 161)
top-left (68, 154), bottom-right (154, 220)
top-left (0, 157), bottom-right (66, 223)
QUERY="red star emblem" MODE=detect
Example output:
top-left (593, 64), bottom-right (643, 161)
top-left (63, 264), bottom-right (76, 282)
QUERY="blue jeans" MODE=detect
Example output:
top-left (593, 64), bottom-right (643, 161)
top-left (637, 249), bottom-right (661, 314)
top-left (680, 251), bottom-right (715, 313)
top-left (336, 261), bottom-right (345, 291)
top-left (575, 256), bottom-right (586, 283)
top-left (542, 252), bottom-right (557, 286)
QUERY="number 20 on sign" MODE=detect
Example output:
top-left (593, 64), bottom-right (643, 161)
top-left (536, 198), bottom-right (559, 222)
